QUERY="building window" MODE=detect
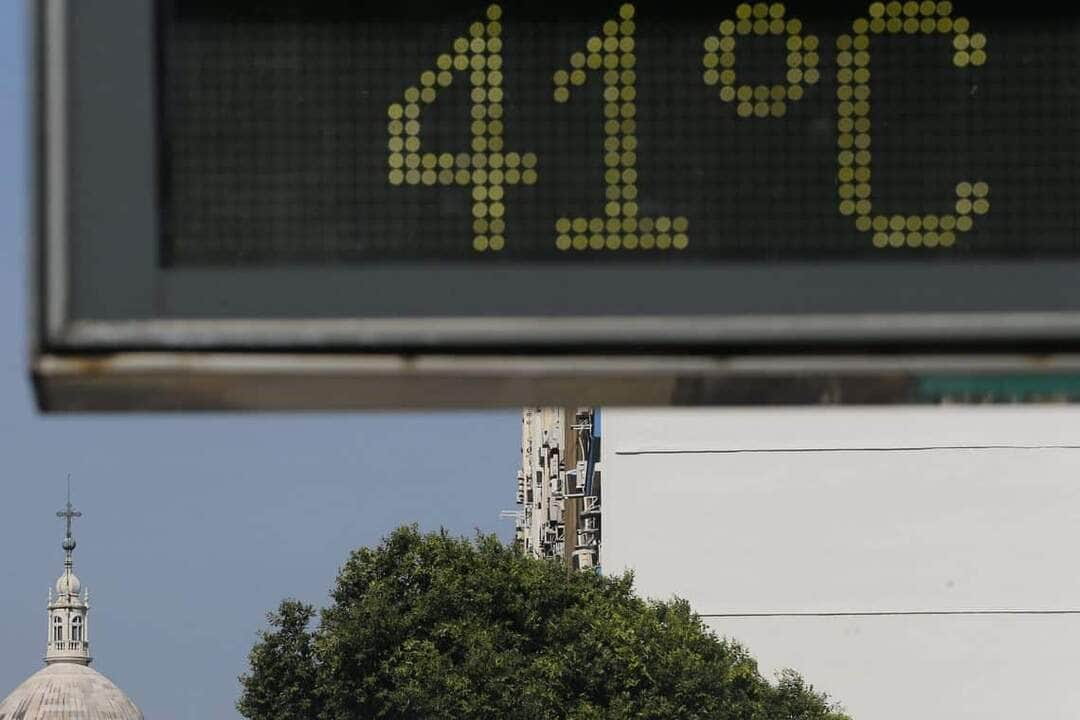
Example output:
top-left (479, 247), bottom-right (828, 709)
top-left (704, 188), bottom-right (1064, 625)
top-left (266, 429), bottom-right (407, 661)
top-left (53, 617), bottom-right (63, 642)
top-left (72, 616), bottom-right (83, 643)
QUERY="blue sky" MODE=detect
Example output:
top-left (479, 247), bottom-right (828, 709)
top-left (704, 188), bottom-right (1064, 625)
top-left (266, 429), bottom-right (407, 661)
top-left (0, 2), bottom-right (520, 716)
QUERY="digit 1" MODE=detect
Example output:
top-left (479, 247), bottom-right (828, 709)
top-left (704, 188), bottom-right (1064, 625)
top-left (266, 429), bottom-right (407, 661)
top-left (838, 1), bottom-right (989, 250)
top-left (553, 3), bottom-right (689, 252)
top-left (387, 4), bottom-right (539, 253)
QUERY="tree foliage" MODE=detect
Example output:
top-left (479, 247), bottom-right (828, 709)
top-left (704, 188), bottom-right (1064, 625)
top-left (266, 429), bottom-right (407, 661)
top-left (239, 525), bottom-right (849, 720)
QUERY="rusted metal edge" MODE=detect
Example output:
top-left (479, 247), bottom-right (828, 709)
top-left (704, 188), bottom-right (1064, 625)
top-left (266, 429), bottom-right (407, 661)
top-left (33, 352), bottom-right (1080, 412)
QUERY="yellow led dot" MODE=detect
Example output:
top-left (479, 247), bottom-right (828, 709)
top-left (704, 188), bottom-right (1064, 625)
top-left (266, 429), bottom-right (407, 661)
top-left (488, 37), bottom-right (502, 53)
top-left (554, 87), bottom-right (570, 103)
top-left (473, 236), bottom-right (489, 252)
top-left (840, 200), bottom-right (856, 216)
top-left (623, 202), bottom-right (639, 217)
top-left (970, 33), bottom-right (986, 50)
top-left (770, 18), bottom-right (785, 34)
top-left (720, 19), bottom-right (737, 35)
top-left (907, 232), bottom-right (923, 248)
top-left (953, 17), bottom-right (969, 33)
top-left (453, 55), bottom-right (469, 71)
top-left (587, 234), bottom-right (604, 250)
top-left (973, 199), bottom-right (990, 215)
top-left (870, 18), bottom-right (886, 33)
top-left (604, 235), bottom-right (621, 251)
top-left (856, 216), bottom-right (873, 231)
top-left (404, 169), bottom-right (420, 184)
top-left (736, 3), bottom-right (752, 19)
top-left (786, 18), bottom-right (802, 34)
top-left (940, 231), bottom-right (956, 247)
top-left (572, 235), bottom-right (588, 251)
top-left (621, 234), bottom-right (638, 249)
top-left (603, 20), bottom-right (619, 36)
top-left (956, 216), bottom-right (973, 232)
top-left (655, 234), bottom-right (672, 250)
top-left (454, 169), bottom-right (470, 186)
top-left (556, 235), bottom-right (572, 251)
top-left (620, 3), bottom-right (635, 19)
top-left (855, 18), bottom-right (871, 34)
top-left (570, 70), bottom-right (587, 86)
top-left (970, 50), bottom-right (986, 66)
top-left (388, 169), bottom-right (404, 185)
top-left (488, 71), bottom-right (503, 86)
top-left (788, 84), bottom-right (804, 100)
top-left (737, 19), bottom-right (752, 34)
top-left (404, 103), bottom-right (420, 120)
top-left (487, 4), bottom-right (502, 20)
top-left (705, 69), bottom-right (720, 86)
top-left (869, 2), bottom-right (886, 16)
top-left (888, 231), bottom-right (905, 247)
top-left (936, 0), bottom-right (952, 15)
top-left (872, 232), bottom-right (888, 248)
top-left (638, 233), bottom-right (654, 249)
top-left (920, 17), bottom-right (935, 33)
top-left (671, 234), bottom-right (688, 250)
top-left (487, 21), bottom-right (501, 36)
top-left (488, 234), bottom-right (506, 251)
top-left (421, 170), bottom-right (437, 186)
top-left (936, 17), bottom-right (952, 32)
top-left (940, 216), bottom-right (956, 230)
top-left (923, 232), bottom-right (939, 247)
top-left (971, 182), bottom-right (988, 198)
top-left (570, 218), bottom-right (588, 234)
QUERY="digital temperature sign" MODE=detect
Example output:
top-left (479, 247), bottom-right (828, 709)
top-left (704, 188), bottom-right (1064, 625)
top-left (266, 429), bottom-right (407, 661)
top-left (33, 0), bottom-right (1080, 411)
top-left (160, 1), bottom-right (1078, 264)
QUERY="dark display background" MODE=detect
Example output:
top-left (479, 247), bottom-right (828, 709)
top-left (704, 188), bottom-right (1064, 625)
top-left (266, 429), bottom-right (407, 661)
top-left (159, 1), bottom-right (1080, 265)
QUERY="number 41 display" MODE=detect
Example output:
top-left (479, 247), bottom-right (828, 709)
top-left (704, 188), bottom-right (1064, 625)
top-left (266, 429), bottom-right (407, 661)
top-left (387, 2), bottom-right (989, 253)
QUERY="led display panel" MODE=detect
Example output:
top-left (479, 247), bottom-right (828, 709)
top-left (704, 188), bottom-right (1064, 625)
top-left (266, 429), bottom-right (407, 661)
top-left (159, 1), bottom-right (1079, 264)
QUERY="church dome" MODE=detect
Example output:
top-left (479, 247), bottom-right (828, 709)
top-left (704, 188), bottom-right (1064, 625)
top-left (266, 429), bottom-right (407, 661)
top-left (56, 570), bottom-right (81, 596)
top-left (0, 663), bottom-right (143, 720)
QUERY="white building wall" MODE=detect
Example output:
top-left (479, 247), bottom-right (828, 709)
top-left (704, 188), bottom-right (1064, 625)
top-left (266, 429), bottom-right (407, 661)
top-left (602, 407), bottom-right (1080, 720)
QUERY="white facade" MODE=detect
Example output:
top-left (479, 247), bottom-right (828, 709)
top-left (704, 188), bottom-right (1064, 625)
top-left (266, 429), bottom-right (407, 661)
top-left (601, 407), bottom-right (1080, 720)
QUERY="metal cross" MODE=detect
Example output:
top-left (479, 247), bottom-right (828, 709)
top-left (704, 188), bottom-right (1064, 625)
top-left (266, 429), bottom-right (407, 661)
top-left (56, 475), bottom-right (81, 539)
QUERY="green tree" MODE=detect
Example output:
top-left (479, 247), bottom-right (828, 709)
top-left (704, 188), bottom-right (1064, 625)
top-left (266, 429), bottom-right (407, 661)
top-left (238, 526), bottom-right (849, 720)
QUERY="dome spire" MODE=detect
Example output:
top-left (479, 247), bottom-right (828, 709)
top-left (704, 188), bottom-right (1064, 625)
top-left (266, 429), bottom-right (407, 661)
top-left (46, 476), bottom-right (91, 666)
